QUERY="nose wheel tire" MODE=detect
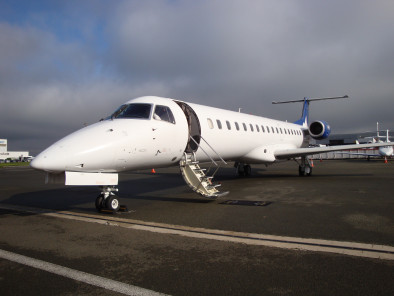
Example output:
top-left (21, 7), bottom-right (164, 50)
top-left (106, 195), bottom-right (120, 212)
top-left (95, 194), bottom-right (105, 211)
top-left (95, 194), bottom-right (120, 212)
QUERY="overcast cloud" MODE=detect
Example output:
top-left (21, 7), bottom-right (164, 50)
top-left (1, 0), bottom-right (394, 155)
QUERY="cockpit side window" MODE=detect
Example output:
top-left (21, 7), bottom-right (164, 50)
top-left (111, 103), bottom-right (152, 119)
top-left (153, 105), bottom-right (176, 124)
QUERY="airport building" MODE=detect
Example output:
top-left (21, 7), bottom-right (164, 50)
top-left (311, 131), bottom-right (393, 160)
top-left (0, 139), bottom-right (30, 161)
top-left (317, 131), bottom-right (394, 145)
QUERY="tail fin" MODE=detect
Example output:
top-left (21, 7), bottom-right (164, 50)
top-left (272, 95), bottom-right (349, 127)
top-left (294, 98), bottom-right (309, 127)
top-left (375, 122), bottom-right (390, 143)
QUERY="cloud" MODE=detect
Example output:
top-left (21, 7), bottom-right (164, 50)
top-left (1, 0), bottom-right (394, 155)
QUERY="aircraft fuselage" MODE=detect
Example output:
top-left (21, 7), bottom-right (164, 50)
top-left (31, 96), bottom-right (306, 173)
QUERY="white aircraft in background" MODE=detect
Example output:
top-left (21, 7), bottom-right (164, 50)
top-left (352, 122), bottom-right (393, 162)
top-left (31, 95), bottom-right (393, 212)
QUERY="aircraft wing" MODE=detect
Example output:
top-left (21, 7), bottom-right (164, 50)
top-left (274, 142), bottom-right (394, 160)
top-left (334, 151), bottom-right (381, 157)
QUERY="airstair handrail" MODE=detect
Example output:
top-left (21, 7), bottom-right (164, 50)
top-left (189, 136), bottom-right (227, 166)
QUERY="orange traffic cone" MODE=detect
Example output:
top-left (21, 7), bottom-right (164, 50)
top-left (384, 157), bottom-right (388, 164)
top-left (151, 168), bottom-right (156, 173)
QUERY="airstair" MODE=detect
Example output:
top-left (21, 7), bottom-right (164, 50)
top-left (180, 136), bottom-right (229, 198)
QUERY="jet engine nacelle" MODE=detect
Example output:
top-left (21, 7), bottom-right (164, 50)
top-left (309, 120), bottom-right (331, 140)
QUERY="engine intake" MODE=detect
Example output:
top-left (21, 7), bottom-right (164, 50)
top-left (309, 120), bottom-right (331, 139)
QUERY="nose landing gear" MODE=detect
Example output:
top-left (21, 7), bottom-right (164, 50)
top-left (95, 186), bottom-right (126, 213)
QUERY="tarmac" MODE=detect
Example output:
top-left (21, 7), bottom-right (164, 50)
top-left (0, 160), bottom-right (393, 295)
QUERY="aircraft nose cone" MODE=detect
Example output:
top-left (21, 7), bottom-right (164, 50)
top-left (30, 155), bottom-right (44, 170)
top-left (30, 150), bottom-right (66, 173)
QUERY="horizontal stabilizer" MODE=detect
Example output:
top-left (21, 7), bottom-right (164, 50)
top-left (272, 95), bottom-right (349, 128)
top-left (272, 95), bottom-right (348, 104)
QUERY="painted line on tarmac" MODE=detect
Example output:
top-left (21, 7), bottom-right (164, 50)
top-left (0, 249), bottom-right (168, 296)
top-left (2, 204), bottom-right (394, 260)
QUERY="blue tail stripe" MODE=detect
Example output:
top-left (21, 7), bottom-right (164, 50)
top-left (294, 98), bottom-right (309, 126)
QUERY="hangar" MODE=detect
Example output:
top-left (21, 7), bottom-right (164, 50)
top-left (0, 139), bottom-right (30, 161)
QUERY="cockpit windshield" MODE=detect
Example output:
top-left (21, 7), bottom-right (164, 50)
top-left (110, 103), bottom-right (152, 119)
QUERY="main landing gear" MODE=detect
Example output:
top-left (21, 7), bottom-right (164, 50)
top-left (95, 186), bottom-right (121, 212)
top-left (235, 162), bottom-right (252, 177)
top-left (297, 156), bottom-right (313, 177)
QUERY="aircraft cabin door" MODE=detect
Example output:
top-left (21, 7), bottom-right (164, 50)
top-left (174, 101), bottom-right (201, 153)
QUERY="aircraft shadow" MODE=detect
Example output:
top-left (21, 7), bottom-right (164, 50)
top-left (2, 167), bottom-right (373, 213)
top-left (2, 172), bottom-right (212, 213)
top-left (213, 167), bottom-right (372, 180)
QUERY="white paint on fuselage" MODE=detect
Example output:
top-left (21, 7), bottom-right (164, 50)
top-left (31, 96), bottom-right (305, 173)
top-left (187, 102), bottom-right (304, 163)
top-left (379, 146), bottom-right (393, 157)
top-left (32, 97), bottom-right (189, 173)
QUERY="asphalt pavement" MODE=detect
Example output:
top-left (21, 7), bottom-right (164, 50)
top-left (0, 160), bottom-right (393, 295)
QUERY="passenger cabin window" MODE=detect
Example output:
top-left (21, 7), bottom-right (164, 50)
top-left (217, 120), bottom-right (222, 129)
top-left (153, 105), bottom-right (175, 124)
top-left (267, 126), bottom-right (270, 133)
top-left (235, 122), bottom-right (240, 130)
top-left (111, 103), bottom-right (151, 119)
top-left (261, 125), bottom-right (265, 133)
top-left (249, 124), bottom-right (254, 132)
top-left (226, 121), bottom-right (231, 130)
top-left (271, 127), bottom-right (275, 133)
top-left (207, 118), bottom-right (214, 129)
top-left (243, 123), bottom-right (247, 131)
top-left (256, 125), bottom-right (260, 132)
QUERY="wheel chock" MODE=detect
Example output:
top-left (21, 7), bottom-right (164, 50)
top-left (119, 205), bottom-right (129, 212)
top-left (99, 205), bottom-right (129, 214)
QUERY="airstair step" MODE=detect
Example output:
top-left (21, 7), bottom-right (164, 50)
top-left (180, 151), bottom-right (228, 199)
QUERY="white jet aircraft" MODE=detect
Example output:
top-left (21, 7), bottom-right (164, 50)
top-left (31, 95), bottom-right (393, 212)
top-left (350, 122), bottom-right (393, 162)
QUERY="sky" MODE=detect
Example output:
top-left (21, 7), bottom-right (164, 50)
top-left (1, 0), bottom-right (394, 155)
